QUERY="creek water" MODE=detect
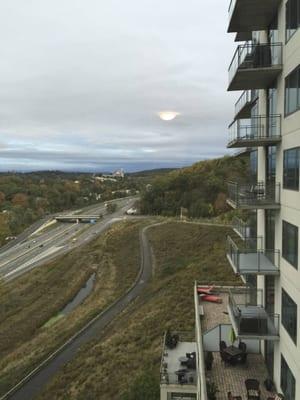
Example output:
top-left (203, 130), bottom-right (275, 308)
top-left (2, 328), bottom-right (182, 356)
top-left (61, 272), bottom-right (96, 315)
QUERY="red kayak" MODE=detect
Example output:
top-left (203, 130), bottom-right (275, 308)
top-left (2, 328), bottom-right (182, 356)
top-left (197, 286), bottom-right (214, 294)
top-left (200, 294), bottom-right (222, 304)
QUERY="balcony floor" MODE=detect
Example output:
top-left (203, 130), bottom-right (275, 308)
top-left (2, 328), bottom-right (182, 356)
top-left (206, 353), bottom-right (276, 400)
top-left (236, 252), bottom-right (279, 275)
top-left (227, 136), bottom-right (281, 148)
top-left (161, 341), bottom-right (197, 386)
top-left (228, 67), bottom-right (282, 91)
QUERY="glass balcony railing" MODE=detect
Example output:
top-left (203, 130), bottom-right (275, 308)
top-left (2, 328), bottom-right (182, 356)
top-left (227, 235), bottom-right (280, 275)
top-left (228, 288), bottom-right (280, 339)
top-left (227, 181), bottom-right (281, 209)
top-left (228, 43), bottom-right (283, 90)
top-left (234, 90), bottom-right (258, 119)
top-left (228, 115), bottom-right (281, 148)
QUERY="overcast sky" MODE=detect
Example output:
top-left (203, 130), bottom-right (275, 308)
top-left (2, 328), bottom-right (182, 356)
top-left (0, 0), bottom-right (238, 172)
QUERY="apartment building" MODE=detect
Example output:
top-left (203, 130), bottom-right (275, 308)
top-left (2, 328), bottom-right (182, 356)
top-left (160, 1), bottom-right (300, 399)
top-left (226, 0), bottom-right (300, 399)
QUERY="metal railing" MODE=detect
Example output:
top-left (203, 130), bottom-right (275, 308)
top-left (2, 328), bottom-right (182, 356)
top-left (234, 90), bottom-right (258, 117)
top-left (228, 287), bottom-right (280, 337)
top-left (227, 235), bottom-right (280, 274)
top-left (227, 181), bottom-right (281, 208)
top-left (232, 216), bottom-right (250, 239)
top-left (229, 42), bottom-right (283, 84)
top-left (228, 115), bottom-right (281, 146)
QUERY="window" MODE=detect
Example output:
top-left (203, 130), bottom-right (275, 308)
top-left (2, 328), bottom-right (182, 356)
top-left (169, 394), bottom-right (197, 400)
top-left (282, 221), bottom-right (298, 269)
top-left (286, 0), bottom-right (300, 42)
top-left (250, 150), bottom-right (258, 183)
top-left (283, 148), bottom-right (300, 190)
top-left (285, 66), bottom-right (300, 115)
top-left (282, 289), bottom-right (298, 344)
top-left (281, 355), bottom-right (296, 400)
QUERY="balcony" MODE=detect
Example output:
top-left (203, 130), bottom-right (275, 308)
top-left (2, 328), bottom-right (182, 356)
top-left (227, 235), bottom-right (280, 276)
top-left (228, 43), bottom-right (282, 91)
top-left (160, 331), bottom-right (198, 391)
top-left (228, 0), bottom-right (281, 33)
top-left (195, 283), bottom-right (278, 399)
top-left (227, 181), bottom-right (281, 210)
top-left (234, 90), bottom-right (258, 119)
top-left (227, 115), bottom-right (281, 148)
top-left (227, 288), bottom-right (280, 340)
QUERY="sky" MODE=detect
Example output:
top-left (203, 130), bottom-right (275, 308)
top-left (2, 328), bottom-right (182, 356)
top-left (0, 0), bottom-right (238, 172)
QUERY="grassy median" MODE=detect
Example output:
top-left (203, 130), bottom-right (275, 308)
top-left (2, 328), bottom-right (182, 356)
top-left (0, 219), bottom-right (149, 396)
top-left (37, 222), bottom-right (241, 400)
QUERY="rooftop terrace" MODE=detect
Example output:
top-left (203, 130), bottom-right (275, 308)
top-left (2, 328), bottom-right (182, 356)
top-left (196, 286), bottom-right (277, 400)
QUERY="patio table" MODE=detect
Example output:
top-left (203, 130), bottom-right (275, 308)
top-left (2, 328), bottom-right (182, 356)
top-left (224, 345), bottom-right (243, 357)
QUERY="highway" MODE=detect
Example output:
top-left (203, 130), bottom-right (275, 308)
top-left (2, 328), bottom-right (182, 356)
top-left (1, 222), bottom-right (158, 400)
top-left (0, 197), bottom-right (136, 281)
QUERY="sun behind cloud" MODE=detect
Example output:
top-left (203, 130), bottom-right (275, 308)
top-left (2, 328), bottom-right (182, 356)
top-left (158, 111), bottom-right (180, 121)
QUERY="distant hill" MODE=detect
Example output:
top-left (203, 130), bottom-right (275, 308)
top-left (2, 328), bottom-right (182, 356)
top-left (128, 168), bottom-right (177, 177)
top-left (140, 155), bottom-right (249, 218)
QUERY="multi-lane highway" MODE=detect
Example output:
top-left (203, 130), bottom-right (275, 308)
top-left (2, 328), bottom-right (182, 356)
top-left (0, 197), bottom-right (136, 281)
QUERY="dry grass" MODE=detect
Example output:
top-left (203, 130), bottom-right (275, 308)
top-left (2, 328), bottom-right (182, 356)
top-left (0, 219), bottom-right (147, 396)
top-left (37, 222), bottom-right (241, 400)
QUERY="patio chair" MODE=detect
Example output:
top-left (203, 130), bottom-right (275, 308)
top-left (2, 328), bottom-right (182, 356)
top-left (220, 340), bottom-right (227, 351)
top-left (245, 378), bottom-right (261, 400)
top-left (237, 341), bottom-right (248, 365)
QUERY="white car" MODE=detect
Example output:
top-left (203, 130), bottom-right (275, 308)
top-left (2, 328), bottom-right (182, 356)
top-left (126, 207), bottom-right (137, 215)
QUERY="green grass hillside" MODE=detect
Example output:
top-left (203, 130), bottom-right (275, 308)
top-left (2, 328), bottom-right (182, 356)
top-left (37, 222), bottom-right (241, 400)
top-left (140, 155), bottom-right (248, 218)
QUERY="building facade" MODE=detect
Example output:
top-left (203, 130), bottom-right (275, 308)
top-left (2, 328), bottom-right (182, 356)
top-left (227, 1), bottom-right (300, 399)
top-left (159, 2), bottom-right (300, 399)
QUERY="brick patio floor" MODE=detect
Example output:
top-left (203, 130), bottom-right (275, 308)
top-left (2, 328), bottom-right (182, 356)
top-left (206, 352), bottom-right (275, 400)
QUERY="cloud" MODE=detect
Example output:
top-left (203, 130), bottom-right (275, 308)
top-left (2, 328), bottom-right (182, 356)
top-left (0, 0), bottom-right (237, 171)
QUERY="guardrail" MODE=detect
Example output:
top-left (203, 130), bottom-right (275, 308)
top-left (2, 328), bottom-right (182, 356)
top-left (229, 42), bottom-right (283, 85)
top-left (234, 90), bottom-right (258, 117)
top-left (227, 181), bottom-right (281, 208)
top-left (228, 288), bottom-right (280, 337)
top-left (227, 235), bottom-right (280, 275)
top-left (228, 115), bottom-right (281, 147)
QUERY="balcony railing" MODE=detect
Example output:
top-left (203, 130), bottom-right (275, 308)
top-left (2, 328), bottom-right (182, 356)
top-left (228, 43), bottom-right (283, 91)
top-left (228, 288), bottom-right (280, 339)
top-left (234, 90), bottom-right (258, 119)
top-left (228, 115), bottom-right (281, 148)
top-left (227, 181), bottom-right (281, 209)
top-left (228, 0), bottom-right (281, 33)
top-left (232, 216), bottom-right (250, 239)
top-left (227, 235), bottom-right (280, 275)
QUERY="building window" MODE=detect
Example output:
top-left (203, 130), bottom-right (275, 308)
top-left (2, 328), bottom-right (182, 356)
top-left (281, 355), bottom-right (296, 400)
top-left (286, 0), bottom-right (300, 42)
top-left (285, 66), bottom-right (300, 115)
top-left (169, 394), bottom-right (197, 400)
top-left (282, 289), bottom-right (298, 344)
top-left (283, 148), bottom-right (300, 190)
top-left (282, 221), bottom-right (298, 269)
top-left (250, 150), bottom-right (258, 183)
